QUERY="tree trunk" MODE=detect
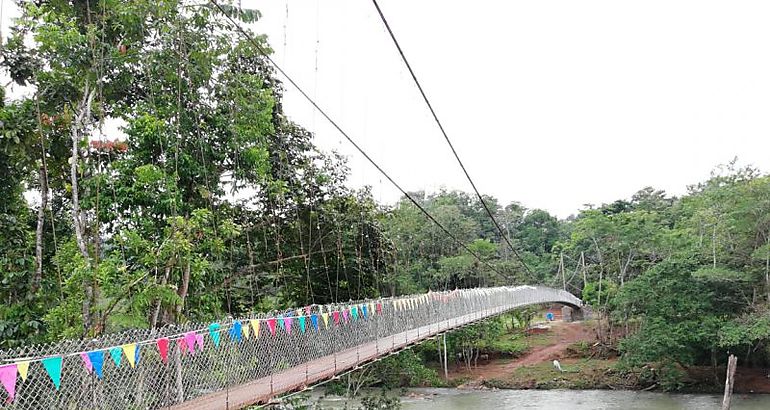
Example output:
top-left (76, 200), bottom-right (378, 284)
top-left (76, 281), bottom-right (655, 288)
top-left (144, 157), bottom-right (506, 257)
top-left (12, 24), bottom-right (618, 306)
top-left (765, 244), bottom-right (769, 303)
top-left (70, 86), bottom-right (95, 264)
top-left (176, 261), bottom-right (191, 320)
top-left (33, 164), bottom-right (48, 292)
top-left (70, 86), bottom-right (95, 334)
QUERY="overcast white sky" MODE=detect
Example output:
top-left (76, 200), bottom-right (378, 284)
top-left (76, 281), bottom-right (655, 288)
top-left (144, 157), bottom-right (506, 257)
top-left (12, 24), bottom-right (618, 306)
top-left (4, 1), bottom-right (770, 217)
top-left (243, 0), bottom-right (770, 217)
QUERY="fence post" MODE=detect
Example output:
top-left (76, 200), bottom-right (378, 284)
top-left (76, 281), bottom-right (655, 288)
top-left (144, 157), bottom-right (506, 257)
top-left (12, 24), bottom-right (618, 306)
top-left (174, 346), bottom-right (184, 403)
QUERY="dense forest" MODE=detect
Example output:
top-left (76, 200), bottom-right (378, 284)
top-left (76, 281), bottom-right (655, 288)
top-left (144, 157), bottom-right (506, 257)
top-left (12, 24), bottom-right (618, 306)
top-left (0, 0), bottom-right (768, 391)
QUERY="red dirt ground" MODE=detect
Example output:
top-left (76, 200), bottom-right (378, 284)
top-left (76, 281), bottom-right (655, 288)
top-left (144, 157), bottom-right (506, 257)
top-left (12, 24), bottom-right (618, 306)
top-left (453, 321), bottom-right (595, 388)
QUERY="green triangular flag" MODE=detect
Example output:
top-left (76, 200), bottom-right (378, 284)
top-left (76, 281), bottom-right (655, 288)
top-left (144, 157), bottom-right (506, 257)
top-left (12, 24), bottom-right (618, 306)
top-left (109, 347), bottom-right (122, 368)
top-left (41, 356), bottom-right (63, 390)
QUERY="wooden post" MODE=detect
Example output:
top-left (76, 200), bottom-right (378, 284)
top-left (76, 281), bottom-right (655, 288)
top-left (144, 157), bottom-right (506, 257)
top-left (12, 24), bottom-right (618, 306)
top-left (722, 354), bottom-right (737, 410)
top-left (442, 333), bottom-right (449, 380)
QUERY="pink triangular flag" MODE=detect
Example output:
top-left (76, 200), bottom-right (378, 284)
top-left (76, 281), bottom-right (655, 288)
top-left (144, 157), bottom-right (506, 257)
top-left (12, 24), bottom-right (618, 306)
top-left (80, 352), bottom-right (93, 374)
top-left (157, 338), bottom-right (170, 364)
top-left (183, 332), bottom-right (196, 354)
top-left (266, 318), bottom-right (277, 336)
top-left (342, 309), bottom-right (349, 322)
top-left (333, 311), bottom-right (340, 325)
top-left (0, 364), bottom-right (17, 403)
top-left (195, 333), bottom-right (204, 350)
top-left (283, 317), bottom-right (292, 334)
top-left (177, 338), bottom-right (188, 355)
top-left (305, 306), bottom-right (312, 315)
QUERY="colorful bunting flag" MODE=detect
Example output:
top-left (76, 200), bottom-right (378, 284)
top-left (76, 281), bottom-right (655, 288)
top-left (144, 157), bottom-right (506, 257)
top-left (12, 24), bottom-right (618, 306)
top-left (278, 315), bottom-right (285, 330)
top-left (284, 317), bottom-right (293, 334)
top-left (134, 344), bottom-right (141, 366)
top-left (80, 352), bottom-right (93, 374)
top-left (229, 321), bottom-right (243, 343)
top-left (250, 319), bottom-right (260, 338)
top-left (209, 323), bottom-right (221, 347)
top-left (0, 364), bottom-right (17, 402)
top-left (299, 315), bottom-right (306, 333)
top-left (266, 318), bottom-right (277, 336)
top-left (16, 361), bottom-right (29, 382)
top-left (376, 303), bottom-right (383, 315)
top-left (87, 350), bottom-right (105, 379)
top-left (351, 306), bottom-right (359, 320)
top-left (122, 344), bottom-right (137, 368)
top-left (342, 309), bottom-right (349, 323)
top-left (109, 347), bottom-right (122, 367)
top-left (241, 322), bottom-right (251, 339)
top-left (195, 333), bottom-right (204, 351)
top-left (41, 356), bottom-right (63, 390)
top-left (157, 338), bottom-right (170, 364)
top-left (310, 314), bottom-right (319, 331)
top-left (321, 312), bottom-right (329, 328)
top-left (333, 310), bottom-right (340, 326)
top-left (184, 332), bottom-right (197, 354)
top-left (304, 306), bottom-right (312, 315)
top-left (362, 304), bottom-right (368, 319)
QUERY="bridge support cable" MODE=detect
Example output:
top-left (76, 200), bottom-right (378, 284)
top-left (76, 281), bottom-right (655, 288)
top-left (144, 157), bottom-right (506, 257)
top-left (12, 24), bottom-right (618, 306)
top-left (369, 0), bottom-right (536, 280)
top-left (207, 0), bottom-right (510, 282)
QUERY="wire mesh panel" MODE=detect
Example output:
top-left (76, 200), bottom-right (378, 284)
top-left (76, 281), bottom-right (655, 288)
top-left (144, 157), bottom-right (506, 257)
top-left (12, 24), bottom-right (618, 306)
top-left (0, 286), bottom-right (581, 409)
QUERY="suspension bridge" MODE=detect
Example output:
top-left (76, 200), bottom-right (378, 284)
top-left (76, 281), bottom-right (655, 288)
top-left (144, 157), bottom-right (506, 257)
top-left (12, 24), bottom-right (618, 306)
top-left (0, 285), bottom-right (581, 409)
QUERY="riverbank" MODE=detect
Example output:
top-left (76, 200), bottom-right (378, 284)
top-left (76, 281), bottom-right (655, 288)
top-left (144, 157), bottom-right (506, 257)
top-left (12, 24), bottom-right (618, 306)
top-left (442, 320), bottom-right (770, 394)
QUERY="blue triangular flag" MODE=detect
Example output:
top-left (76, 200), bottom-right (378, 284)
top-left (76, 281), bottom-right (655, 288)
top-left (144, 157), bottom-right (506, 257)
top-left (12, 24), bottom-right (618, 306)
top-left (362, 304), bottom-right (368, 319)
top-left (109, 347), bottom-right (122, 368)
top-left (229, 321), bottom-right (243, 343)
top-left (299, 316), bottom-right (306, 333)
top-left (209, 323), bottom-right (221, 347)
top-left (87, 351), bottom-right (105, 379)
top-left (310, 314), bottom-right (319, 331)
top-left (41, 356), bottom-right (63, 390)
top-left (134, 344), bottom-right (141, 366)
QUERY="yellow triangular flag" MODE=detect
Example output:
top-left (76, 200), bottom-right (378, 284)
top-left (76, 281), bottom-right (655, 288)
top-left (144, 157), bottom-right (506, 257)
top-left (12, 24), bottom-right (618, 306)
top-left (242, 322), bottom-right (251, 339)
top-left (321, 312), bottom-right (329, 328)
top-left (16, 360), bottom-right (30, 381)
top-left (121, 343), bottom-right (137, 368)
top-left (250, 319), bottom-right (260, 338)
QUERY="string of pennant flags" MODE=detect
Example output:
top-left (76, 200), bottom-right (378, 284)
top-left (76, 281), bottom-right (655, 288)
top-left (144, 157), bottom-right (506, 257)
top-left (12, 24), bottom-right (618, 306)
top-left (0, 290), bottom-right (460, 403)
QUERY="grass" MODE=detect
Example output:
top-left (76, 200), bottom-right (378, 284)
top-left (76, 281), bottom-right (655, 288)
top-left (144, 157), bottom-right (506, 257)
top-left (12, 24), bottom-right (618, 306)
top-left (484, 358), bottom-right (621, 390)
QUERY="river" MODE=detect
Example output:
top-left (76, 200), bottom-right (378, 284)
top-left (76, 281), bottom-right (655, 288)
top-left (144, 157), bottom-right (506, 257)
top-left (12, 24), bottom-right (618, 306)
top-left (392, 388), bottom-right (770, 409)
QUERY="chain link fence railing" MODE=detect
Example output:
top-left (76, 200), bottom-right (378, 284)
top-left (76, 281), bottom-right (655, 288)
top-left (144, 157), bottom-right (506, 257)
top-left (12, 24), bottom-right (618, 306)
top-left (0, 285), bottom-right (582, 409)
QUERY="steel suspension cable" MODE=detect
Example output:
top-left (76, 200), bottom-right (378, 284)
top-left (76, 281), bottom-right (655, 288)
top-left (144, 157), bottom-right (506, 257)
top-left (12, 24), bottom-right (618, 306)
top-left (207, 0), bottom-right (511, 282)
top-left (369, 0), bottom-right (535, 280)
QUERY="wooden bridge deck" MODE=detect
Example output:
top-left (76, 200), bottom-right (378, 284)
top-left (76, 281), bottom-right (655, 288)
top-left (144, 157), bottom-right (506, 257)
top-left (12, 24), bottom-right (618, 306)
top-left (170, 306), bottom-right (508, 409)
